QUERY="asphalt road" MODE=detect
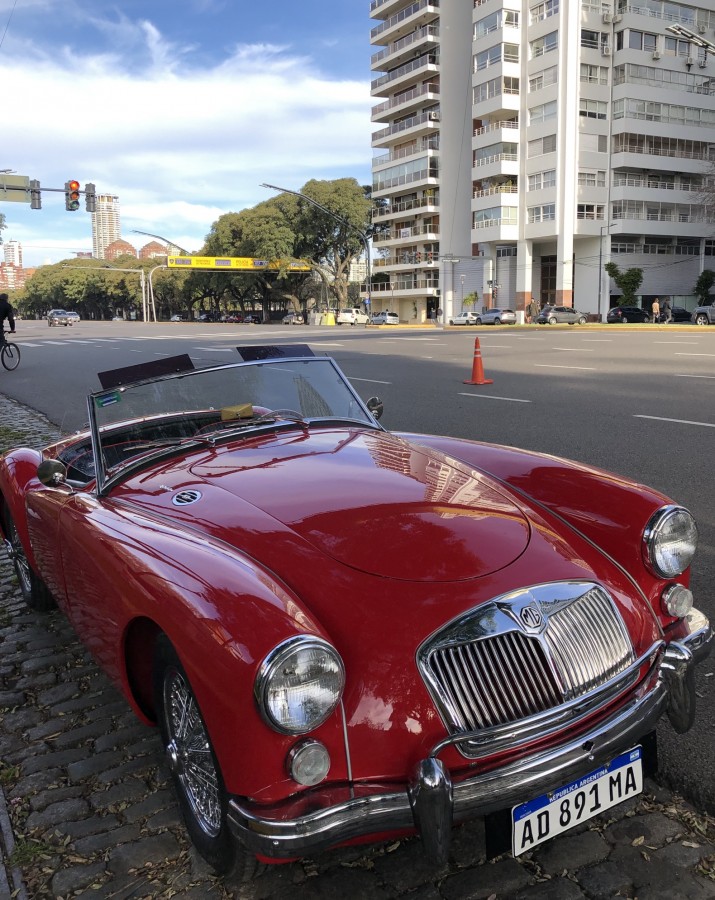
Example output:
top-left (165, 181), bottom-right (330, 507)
top-left (2, 317), bottom-right (714, 814)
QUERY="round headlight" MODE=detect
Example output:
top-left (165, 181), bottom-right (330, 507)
top-left (288, 740), bottom-right (331, 786)
top-left (644, 506), bottom-right (698, 578)
top-left (256, 636), bottom-right (345, 735)
top-left (661, 584), bottom-right (694, 619)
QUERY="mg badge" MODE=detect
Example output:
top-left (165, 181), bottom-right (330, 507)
top-left (520, 604), bottom-right (543, 631)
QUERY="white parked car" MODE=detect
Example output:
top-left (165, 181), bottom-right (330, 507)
top-left (337, 308), bottom-right (370, 325)
top-left (475, 308), bottom-right (517, 325)
top-left (282, 312), bottom-right (304, 325)
top-left (370, 311), bottom-right (399, 325)
top-left (450, 311), bottom-right (478, 326)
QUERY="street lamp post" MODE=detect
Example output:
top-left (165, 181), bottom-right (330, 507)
top-left (598, 223), bottom-right (616, 322)
top-left (260, 182), bottom-right (372, 313)
top-left (460, 274), bottom-right (465, 312)
top-left (440, 254), bottom-right (459, 324)
top-left (131, 230), bottom-right (188, 255)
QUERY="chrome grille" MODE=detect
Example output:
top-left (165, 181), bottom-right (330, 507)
top-left (422, 583), bottom-right (636, 740)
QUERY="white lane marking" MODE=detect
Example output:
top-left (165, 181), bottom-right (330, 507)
top-left (348, 377), bottom-right (392, 384)
top-left (534, 364), bottom-right (597, 371)
top-left (43, 341), bottom-right (66, 345)
top-left (514, 337), bottom-right (545, 340)
top-left (635, 415), bottom-right (715, 429)
top-left (66, 340), bottom-right (96, 344)
top-left (673, 374), bottom-right (715, 380)
top-left (394, 337), bottom-right (443, 341)
top-left (552, 347), bottom-right (595, 352)
top-left (675, 352), bottom-right (715, 357)
top-left (193, 347), bottom-right (235, 352)
top-left (583, 339), bottom-right (612, 342)
top-left (459, 393), bottom-right (531, 403)
top-left (476, 344), bottom-right (512, 349)
top-left (654, 341), bottom-right (700, 345)
top-left (15, 342), bottom-right (42, 347)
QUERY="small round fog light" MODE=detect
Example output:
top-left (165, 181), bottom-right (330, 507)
top-left (662, 584), bottom-right (693, 618)
top-left (288, 740), bottom-right (330, 787)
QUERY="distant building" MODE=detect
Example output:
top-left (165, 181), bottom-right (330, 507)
top-left (75, 252), bottom-right (93, 259)
top-left (92, 194), bottom-right (121, 259)
top-left (104, 239), bottom-right (137, 260)
top-left (349, 258), bottom-right (368, 283)
top-left (139, 241), bottom-right (168, 260)
top-left (0, 264), bottom-right (34, 291)
top-left (3, 240), bottom-right (22, 268)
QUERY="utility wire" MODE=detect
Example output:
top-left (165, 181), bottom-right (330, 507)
top-left (0, 0), bottom-right (19, 53)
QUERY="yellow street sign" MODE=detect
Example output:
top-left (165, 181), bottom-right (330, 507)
top-left (167, 256), bottom-right (311, 271)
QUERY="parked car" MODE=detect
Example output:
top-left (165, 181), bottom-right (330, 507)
top-left (537, 306), bottom-right (588, 325)
top-left (606, 306), bottom-right (651, 324)
top-left (243, 314), bottom-right (262, 324)
top-left (169, 314), bottom-right (186, 322)
top-left (198, 312), bottom-right (220, 323)
top-left (282, 312), bottom-right (304, 325)
top-left (222, 313), bottom-right (244, 324)
top-left (656, 306), bottom-right (692, 324)
top-left (475, 308), bottom-right (517, 325)
top-left (1, 347), bottom-right (709, 875)
top-left (337, 308), bottom-right (370, 325)
top-left (691, 302), bottom-right (715, 325)
top-left (47, 309), bottom-right (76, 327)
top-left (370, 311), bottom-right (399, 325)
top-left (450, 311), bottom-right (478, 326)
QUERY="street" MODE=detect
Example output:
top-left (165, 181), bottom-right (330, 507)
top-left (0, 319), bottom-right (713, 898)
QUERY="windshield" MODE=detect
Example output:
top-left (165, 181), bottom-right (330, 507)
top-left (85, 356), bottom-right (377, 492)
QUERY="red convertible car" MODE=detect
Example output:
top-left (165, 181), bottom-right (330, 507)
top-left (0, 347), bottom-right (710, 876)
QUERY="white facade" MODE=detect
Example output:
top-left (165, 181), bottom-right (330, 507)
top-left (3, 240), bottom-right (22, 267)
top-left (92, 194), bottom-right (121, 260)
top-left (370, 0), bottom-right (715, 322)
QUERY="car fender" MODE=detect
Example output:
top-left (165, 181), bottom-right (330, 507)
top-left (16, 485), bottom-right (349, 800)
top-left (0, 448), bottom-right (48, 574)
top-left (397, 433), bottom-right (680, 600)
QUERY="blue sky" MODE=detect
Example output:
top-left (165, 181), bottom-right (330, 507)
top-left (1, 0), bottom-right (372, 266)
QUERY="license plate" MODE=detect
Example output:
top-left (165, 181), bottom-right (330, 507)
top-left (512, 746), bottom-right (643, 856)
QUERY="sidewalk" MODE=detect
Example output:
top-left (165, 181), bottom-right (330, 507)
top-left (0, 393), bottom-right (714, 899)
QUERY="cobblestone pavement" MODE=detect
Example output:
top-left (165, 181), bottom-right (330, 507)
top-left (0, 394), bottom-right (714, 899)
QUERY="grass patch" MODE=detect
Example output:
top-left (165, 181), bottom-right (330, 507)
top-left (0, 761), bottom-right (20, 786)
top-left (7, 837), bottom-right (54, 868)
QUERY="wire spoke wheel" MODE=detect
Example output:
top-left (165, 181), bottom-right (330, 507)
top-left (1, 342), bottom-right (20, 371)
top-left (7, 516), bottom-right (32, 595)
top-left (163, 666), bottom-right (222, 837)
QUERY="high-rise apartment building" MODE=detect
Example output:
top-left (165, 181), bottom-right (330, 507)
top-left (92, 194), bottom-right (121, 259)
top-left (3, 240), bottom-right (22, 268)
top-left (370, 0), bottom-right (715, 322)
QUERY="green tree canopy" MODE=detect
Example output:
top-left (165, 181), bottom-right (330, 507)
top-left (693, 269), bottom-right (715, 304)
top-left (604, 263), bottom-right (643, 305)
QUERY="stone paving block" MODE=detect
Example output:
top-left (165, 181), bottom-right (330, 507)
top-left (144, 806), bottom-right (183, 831)
top-left (94, 723), bottom-right (152, 754)
top-left (25, 716), bottom-right (80, 742)
top-left (515, 875), bottom-right (587, 899)
top-left (533, 829), bottom-right (610, 876)
top-left (66, 749), bottom-right (126, 781)
top-left (441, 857), bottom-right (532, 900)
top-left (73, 821), bottom-right (143, 855)
top-left (50, 717), bottom-right (116, 750)
top-left (575, 860), bottom-right (634, 900)
top-left (21, 747), bottom-right (87, 776)
top-left (36, 682), bottom-right (82, 707)
top-left (21, 652), bottom-right (75, 674)
top-left (89, 779), bottom-right (149, 810)
top-left (121, 789), bottom-right (176, 824)
top-left (95, 755), bottom-right (159, 784)
top-left (106, 830), bottom-right (182, 876)
top-left (656, 839), bottom-right (715, 867)
top-left (50, 860), bottom-right (107, 897)
top-left (372, 837), bottom-right (449, 892)
top-left (25, 797), bottom-right (90, 830)
top-left (603, 811), bottom-right (684, 847)
top-left (28, 785), bottom-right (86, 812)
top-left (44, 812), bottom-right (122, 841)
top-left (14, 672), bottom-right (56, 690)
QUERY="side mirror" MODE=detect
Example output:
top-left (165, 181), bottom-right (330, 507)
top-left (366, 397), bottom-right (384, 421)
top-left (37, 458), bottom-right (68, 487)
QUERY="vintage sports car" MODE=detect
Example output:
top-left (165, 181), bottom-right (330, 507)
top-left (0, 346), bottom-right (710, 876)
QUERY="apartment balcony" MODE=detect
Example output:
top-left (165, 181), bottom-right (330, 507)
top-left (373, 223), bottom-right (440, 246)
top-left (370, 24), bottom-right (439, 72)
top-left (372, 139), bottom-right (438, 170)
top-left (610, 173), bottom-right (704, 201)
top-left (472, 184), bottom-right (518, 204)
top-left (371, 55), bottom-right (439, 97)
top-left (373, 253), bottom-right (440, 271)
top-left (372, 194), bottom-right (439, 221)
top-left (372, 111), bottom-right (441, 149)
top-left (471, 217), bottom-right (519, 241)
top-left (372, 83), bottom-right (440, 122)
top-left (370, 0), bottom-right (440, 46)
top-left (472, 152), bottom-right (518, 180)
top-left (612, 207), bottom-right (711, 237)
top-left (370, 280), bottom-right (440, 299)
top-left (473, 119), bottom-right (520, 148)
top-left (373, 167), bottom-right (439, 199)
top-left (369, 0), bottom-right (411, 21)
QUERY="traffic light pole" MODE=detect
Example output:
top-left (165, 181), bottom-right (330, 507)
top-left (0, 181), bottom-right (96, 211)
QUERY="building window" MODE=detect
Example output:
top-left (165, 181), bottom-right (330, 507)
top-left (531, 31), bottom-right (558, 58)
top-left (529, 100), bottom-right (558, 124)
top-left (579, 99), bottom-right (607, 119)
top-left (529, 65), bottom-right (558, 91)
top-left (528, 169), bottom-right (556, 190)
top-left (496, 245), bottom-right (517, 256)
top-left (475, 45), bottom-right (503, 71)
top-left (530, 0), bottom-right (558, 24)
top-left (578, 170), bottom-right (606, 187)
top-left (664, 36), bottom-right (691, 57)
top-left (528, 134), bottom-right (557, 156)
top-left (598, 135), bottom-right (608, 152)
top-left (503, 76), bottom-right (520, 94)
top-left (528, 204), bottom-right (556, 222)
top-left (577, 204), bottom-right (605, 220)
top-left (580, 64), bottom-right (608, 85)
top-left (705, 240), bottom-right (715, 256)
top-left (628, 30), bottom-right (657, 52)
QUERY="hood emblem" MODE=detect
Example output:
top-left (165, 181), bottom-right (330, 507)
top-left (172, 489), bottom-right (202, 507)
top-left (519, 604), bottom-right (543, 631)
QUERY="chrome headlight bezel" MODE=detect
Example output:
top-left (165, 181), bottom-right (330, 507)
top-left (643, 505), bottom-right (698, 579)
top-left (255, 636), bottom-right (345, 735)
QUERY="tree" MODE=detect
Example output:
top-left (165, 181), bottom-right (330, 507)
top-left (604, 263), bottom-right (643, 305)
top-left (693, 269), bottom-right (715, 305)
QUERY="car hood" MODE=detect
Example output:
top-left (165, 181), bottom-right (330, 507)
top-left (118, 427), bottom-right (532, 583)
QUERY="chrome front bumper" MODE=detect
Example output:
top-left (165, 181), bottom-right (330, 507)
top-left (228, 608), bottom-right (711, 865)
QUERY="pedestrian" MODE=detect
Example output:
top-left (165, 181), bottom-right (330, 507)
top-left (0, 293), bottom-right (16, 335)
top-left (651, 298), bottom-right (660, 323)
top-left (662, 298), bottom-right (672, 323)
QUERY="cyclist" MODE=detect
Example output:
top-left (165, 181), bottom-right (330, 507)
top-left (0, 293), bottom-right (16, 335)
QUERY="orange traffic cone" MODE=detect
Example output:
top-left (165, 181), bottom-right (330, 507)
top-left (463, 337), bottom-right (493, 385)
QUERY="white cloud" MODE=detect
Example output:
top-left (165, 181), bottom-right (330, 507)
top-left (2, 13), bottom-right (373, 267)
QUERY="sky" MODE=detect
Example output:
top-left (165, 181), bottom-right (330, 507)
top-left (1, 0), bottom-right (373, 267)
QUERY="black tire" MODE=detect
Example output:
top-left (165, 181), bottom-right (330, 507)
top-left (695, 314), bottom-right (708, 326)
top-left (622, 316), bottom-right (629, 323)
top-left (494, 318), bottom-right (501, 325)
top-left (475, 318), bottom-right (482, 325)
top-left (548, 317), bottom-right (557, 325)
top-left (1, 343), bottom-right (20, 371)
top-left (154, 636), bottom-right (249, 876)
top-left (577, 317), bottom-right (587, 325)
top-left (4, 507), bottom-right (55, 611)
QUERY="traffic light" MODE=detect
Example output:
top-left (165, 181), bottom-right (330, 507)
top-left (85, 183), bottom-right (96, 213)
top-left (427, 251), bottom-right (433, 263)
top-left (30, 179), bottom-right (41, 210)
top-left (415, 251), bottom-right (422, 263)
top-left (65, 180), bottom-right (81, 211)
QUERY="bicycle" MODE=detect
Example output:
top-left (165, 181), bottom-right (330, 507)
top-left (1, 329), bottom-right (21, 371)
